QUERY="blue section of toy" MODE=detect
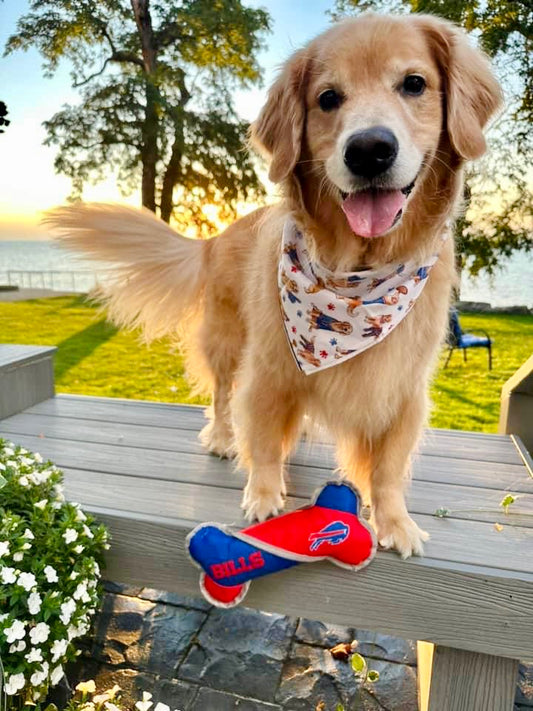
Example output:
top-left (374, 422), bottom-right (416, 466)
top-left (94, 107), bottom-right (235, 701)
top-left (188, 524), bottom-right (297, 588)
top-left (314, 481), bottom-right (359, 514)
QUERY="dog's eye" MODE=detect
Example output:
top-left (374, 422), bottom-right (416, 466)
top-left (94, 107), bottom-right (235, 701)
top-left (402, 75), bottom-right (426, 96)
top-left (319, 89), bottom-right (343, 111)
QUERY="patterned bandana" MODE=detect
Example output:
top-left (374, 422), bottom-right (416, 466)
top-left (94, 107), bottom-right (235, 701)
top-left (278, 218), bottom-right (442, 374)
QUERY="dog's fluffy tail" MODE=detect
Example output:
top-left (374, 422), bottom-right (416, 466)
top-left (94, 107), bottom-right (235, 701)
top-left (43, 203), bottom-right (208, 341)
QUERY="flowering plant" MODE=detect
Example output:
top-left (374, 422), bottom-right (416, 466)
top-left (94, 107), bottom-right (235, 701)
top-left (0, 438), bottom-right (108, 707)
top-left (58, 681), bottom-right (180, 711)
top-left (66, 682), bottom-right (178, 711)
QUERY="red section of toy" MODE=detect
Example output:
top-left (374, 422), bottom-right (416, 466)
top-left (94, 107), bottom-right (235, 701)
top-left (187, 480), bottom-right (377, 608)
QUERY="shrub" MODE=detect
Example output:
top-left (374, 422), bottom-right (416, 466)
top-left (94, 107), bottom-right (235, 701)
top-left (0, 438), bottom-right (108, 707)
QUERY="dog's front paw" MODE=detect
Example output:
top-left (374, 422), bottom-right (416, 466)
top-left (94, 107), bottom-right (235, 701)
top-left (241, 481), bottom-right (285, 523)
top-left (199, 421), bottom-right (237, 459)
top-left (375, 514), bottom-right (429, 559)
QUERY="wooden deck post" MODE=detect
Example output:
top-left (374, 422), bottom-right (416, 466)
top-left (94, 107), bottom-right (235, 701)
top-left (500, 353), bottom-right (533, 454)
top-left (418, 641), bottom-right (519, 711)
top-left (0, 345), bottom-right (56, 419)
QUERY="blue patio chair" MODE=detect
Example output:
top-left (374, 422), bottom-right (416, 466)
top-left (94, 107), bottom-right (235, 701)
top-left (444, 308), bottom-right (493, 370)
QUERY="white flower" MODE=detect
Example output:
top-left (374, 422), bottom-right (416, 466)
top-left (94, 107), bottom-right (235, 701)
top-left (28, 591), bottom-right (42, 615)
top-left (76, 680), bottom-right (96, 694)
top-left (6, 460), bottom-right (17, 468)
top-left (154, 704), bottom-right (171, 711)
top-left (51, 638), bottom-right (69, 662)
top-left (69, 571), bottom-right (79, 580)
top-left (25, 647), bottom-right (43, 663)
top-left (135, 691), bottom-right (153, 711)
top-left (0, 461), bottom-right (5, 470)
top-left (19, 447), bottom-right (28, 454)
top-left (18, 571), bottom-right (37, 591)
top-left (67, 621), bottom-right (88, 640)
top-left (5, 673), bottom-right (25, 695)
top-left (18, 475), bottom-right (29, 487)
top-left (0, 541), bottom-right (10, 557)
top-left (75, 508), bottom-right (87, 522)
top-left (4, 447), bottom-right (14, 456)
top-left (74, 544), bottom-right (85, 554)
top-left (9, 640), bottom-right (26, 652)
top-left (73, 581), bottom-right (91, 602)
top-left (50, 665), bottom-right (64, 685)
top-left (34, 499), bottom-right (48, 509)
top-left (34, 452), bottom-right (43, 463)
top-left (60, 598), bottom-right (77, 624)
top-left (30, 470), bottom-right (52, 485)
top-left (44, 565), bottom-right (59, 583)
top-left (30, 668), bottom-right (47, 686)
top-left (63, 528), bottom-right (78, 544)
top-left (1, 566), bottom-right (17, 584)
top-left (23, 528), bottom-right (35, 540)
top-left (82, 524), bottom-right (94, 538)
top-left (13, 551), bottom-right (23, 562)
top-left (29, 622), bottom-right (50, 645)
top-left (4, 619), bottom-right (25, 643)
top-left (21, 542), bottom-right (32, 550)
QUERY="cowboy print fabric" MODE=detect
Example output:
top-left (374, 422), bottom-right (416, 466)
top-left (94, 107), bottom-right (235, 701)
top-left (279, 218), bottom-right (441, 374)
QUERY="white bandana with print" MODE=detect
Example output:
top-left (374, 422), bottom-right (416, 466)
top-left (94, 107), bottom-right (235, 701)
top-left (278, 218), bottom-right (442, 374)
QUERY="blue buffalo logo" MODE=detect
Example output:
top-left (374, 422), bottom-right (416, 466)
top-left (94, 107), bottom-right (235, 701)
top-left (308, 521), bottom-right (350, 552)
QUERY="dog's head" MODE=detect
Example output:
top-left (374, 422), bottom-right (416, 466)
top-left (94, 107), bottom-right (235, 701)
top-left (251, 14), bottom-right (502, 243)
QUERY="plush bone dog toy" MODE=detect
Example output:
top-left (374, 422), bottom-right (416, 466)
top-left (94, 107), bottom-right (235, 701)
top-left (187, 480), bottom-right (376, 608)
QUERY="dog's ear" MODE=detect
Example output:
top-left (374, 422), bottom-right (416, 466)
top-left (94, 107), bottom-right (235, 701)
top-left (418, 16), bottom-right (503, 160)
top-left (250, 49), bottom-right (310, 183)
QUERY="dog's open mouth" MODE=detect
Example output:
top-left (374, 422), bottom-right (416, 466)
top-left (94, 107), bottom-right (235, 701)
top-left (340, 180), bottom-right (416, 239)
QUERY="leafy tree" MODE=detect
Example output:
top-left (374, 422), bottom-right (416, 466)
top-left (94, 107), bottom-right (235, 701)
top-left (331, 0), bottom-right (533, 278)
top-left (0, 101), bottom-right (10, 134)
top-left (5, 0), bottom-right (271, 233)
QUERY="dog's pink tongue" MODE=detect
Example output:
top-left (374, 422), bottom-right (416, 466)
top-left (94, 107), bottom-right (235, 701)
top-left (342, 190), bottom-right (406, 238)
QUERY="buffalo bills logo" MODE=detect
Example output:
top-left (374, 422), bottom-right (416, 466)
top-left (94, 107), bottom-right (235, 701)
top-left (308, 521), bottom-right (350, 552)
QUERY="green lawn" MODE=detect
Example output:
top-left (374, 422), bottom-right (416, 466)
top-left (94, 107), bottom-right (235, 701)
top-left (1, 295), bottom-right (532, 432)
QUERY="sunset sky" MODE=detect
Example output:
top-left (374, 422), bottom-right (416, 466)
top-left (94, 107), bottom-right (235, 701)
top-left (0, 0), bottom-right (333, 240)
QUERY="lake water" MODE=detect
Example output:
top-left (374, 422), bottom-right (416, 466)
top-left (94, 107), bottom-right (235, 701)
top-left (0, 239), bottom-right (532, 307)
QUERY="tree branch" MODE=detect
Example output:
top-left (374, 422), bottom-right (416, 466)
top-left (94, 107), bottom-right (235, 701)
top-left (73, 51), bottom-right (144, 87)
top-left (176, 67), bottom-right (191, 107)
top-left (111, 51), bottom-right (144, 67)
top-left (73, 58), bottom-right (112, 87)
top-left (154, 23), bottom-right (185, 50)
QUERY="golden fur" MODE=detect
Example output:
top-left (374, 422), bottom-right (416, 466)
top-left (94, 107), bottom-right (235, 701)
top-left (45, 14), bottom-right (502, 557)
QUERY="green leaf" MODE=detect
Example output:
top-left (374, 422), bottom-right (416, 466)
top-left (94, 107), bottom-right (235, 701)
top-left (500, 494), bottom-right (517, 512)
top-left (0, 473), bottom-right (6, 488)
top-left (335, 705), bottom-right (345, 711)
top-left (434, 507), bottom-right (450, 518)
top-left (367, 670), bottom-right (380, 683)
top-left (351, 652), bottom-right (367, 675)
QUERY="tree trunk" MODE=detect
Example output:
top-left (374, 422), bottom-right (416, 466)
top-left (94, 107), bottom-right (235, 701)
top-left (131, 0), bottom-right (158, 213)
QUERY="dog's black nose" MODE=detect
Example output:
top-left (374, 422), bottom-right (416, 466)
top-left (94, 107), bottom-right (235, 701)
top-left (344, 127), bottom-right (399, 179)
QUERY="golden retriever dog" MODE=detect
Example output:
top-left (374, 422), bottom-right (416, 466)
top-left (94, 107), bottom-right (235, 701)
top-left (46, 14), bottom-right (501, 557)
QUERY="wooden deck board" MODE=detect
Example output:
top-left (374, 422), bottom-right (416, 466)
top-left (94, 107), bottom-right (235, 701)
top-left (57, 467), bottom-right (533, 577)
top-left (2, 405), bottom-right (533, 574)
top-left (2, 393), bottom-right (533, 659)
top-left (24, 394), bottom-right (520, 459)
top-left (3, 427), bottom-right (532, 500)
top-left (87, 507), bottom-right (533, 659)
top-left (2, 409), bottom-right (530, 491)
